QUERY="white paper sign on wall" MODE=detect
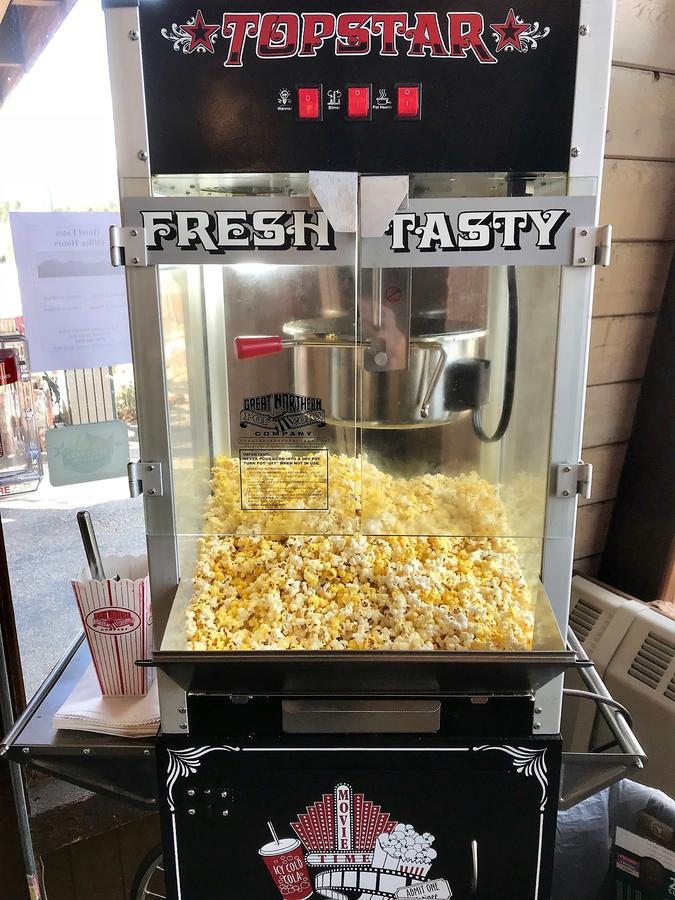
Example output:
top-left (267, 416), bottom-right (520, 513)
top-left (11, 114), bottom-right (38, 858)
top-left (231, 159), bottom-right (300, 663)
top-left (9, 212), bottom-right (131, 371)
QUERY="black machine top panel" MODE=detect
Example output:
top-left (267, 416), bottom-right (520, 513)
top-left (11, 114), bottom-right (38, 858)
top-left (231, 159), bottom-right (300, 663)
top-left (139, 0), bottom-right (581, 175)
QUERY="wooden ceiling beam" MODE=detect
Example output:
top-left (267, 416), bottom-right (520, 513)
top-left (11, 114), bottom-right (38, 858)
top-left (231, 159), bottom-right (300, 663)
top-left (12, 0), bottom-right (62, 7)
top-left (0, 0), bottom-right (76, 108)
top-left (0, 0), bottom-right (12, 28)
top-left (0, 6), bottom-right (24, 66)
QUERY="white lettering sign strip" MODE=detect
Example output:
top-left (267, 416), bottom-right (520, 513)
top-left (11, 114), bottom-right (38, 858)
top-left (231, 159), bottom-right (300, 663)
top-left (362, 196), bottom-right (596, 268)
top-left (396, 877), bottom-right (452, 899)
top-left (122, 197), bottom-right (355, 266)
top-left (122, 195), bottom-right (595, 268)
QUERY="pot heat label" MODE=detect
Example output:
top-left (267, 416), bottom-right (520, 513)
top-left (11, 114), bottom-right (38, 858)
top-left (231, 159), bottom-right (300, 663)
top-left (259, 782), bottom-right (452, 900)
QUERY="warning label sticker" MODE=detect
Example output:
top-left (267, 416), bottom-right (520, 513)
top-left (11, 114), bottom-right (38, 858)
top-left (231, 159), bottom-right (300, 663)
top-left (239, 448), bottom-right (329, 511)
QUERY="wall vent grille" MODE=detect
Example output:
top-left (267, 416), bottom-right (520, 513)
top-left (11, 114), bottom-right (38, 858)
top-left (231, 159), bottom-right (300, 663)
top-left (665, 672), bottom-right (675, 704)
top-left (628, 633), bottom-right (675, 690)
top-left (570, 598), bottom-right (602, 643)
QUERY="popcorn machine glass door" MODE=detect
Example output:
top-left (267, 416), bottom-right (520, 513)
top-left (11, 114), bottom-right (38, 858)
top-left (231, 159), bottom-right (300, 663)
top-left (149, 171), bottom-right (580, 660)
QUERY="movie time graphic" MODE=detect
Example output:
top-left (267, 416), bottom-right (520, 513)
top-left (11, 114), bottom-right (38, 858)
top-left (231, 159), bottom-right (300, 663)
top-left (259, 783), bottom-right (452, 900)
top-left (162, 8), bottom-right (551, 64)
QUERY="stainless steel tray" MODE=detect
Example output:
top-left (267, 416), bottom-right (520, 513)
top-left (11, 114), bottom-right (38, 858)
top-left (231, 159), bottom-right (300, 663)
top-left (560, 629), bottom-right (647, 810)
top-left (155, 582), bottom-right (580, 695)
top-left (0, 634), bottom-right (157, 807)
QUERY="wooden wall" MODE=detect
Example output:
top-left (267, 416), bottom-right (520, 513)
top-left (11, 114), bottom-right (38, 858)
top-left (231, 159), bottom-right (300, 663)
top-left (574, 0), bottom-right (675, 575)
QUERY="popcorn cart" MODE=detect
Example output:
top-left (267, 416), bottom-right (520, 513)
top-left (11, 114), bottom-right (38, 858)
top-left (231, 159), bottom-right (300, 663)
top-left (4, 0), bottom-right (648, 897)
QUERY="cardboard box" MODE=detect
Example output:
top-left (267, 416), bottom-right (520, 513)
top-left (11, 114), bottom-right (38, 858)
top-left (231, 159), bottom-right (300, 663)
top-left (615, 826), bottom-right (675, 900)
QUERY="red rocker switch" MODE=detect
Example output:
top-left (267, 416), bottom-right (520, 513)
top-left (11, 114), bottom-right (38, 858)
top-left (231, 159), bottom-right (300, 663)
top-left (397, 85), bottom-right (421, 119)
top-left (347, 86), bottom-right (371, 119)
top-left (298, 87), bottom-right (321, 120)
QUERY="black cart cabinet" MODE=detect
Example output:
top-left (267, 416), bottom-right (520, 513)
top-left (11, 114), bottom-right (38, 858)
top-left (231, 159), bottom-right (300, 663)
top-left (157, 735), bottom-right (561, 900)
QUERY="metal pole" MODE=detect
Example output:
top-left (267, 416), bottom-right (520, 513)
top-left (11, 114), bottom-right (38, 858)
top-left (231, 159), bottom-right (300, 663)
top-left (0, 621), bottom-right (43, 900)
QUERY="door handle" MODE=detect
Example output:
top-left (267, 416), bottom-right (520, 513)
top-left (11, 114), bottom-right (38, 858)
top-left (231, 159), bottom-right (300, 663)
top-left (471, 839), bottom-right (479, 893)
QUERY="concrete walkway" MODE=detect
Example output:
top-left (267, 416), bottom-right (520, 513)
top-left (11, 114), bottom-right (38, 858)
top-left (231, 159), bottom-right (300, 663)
top-left (1, 464), bottom-right (145, 697)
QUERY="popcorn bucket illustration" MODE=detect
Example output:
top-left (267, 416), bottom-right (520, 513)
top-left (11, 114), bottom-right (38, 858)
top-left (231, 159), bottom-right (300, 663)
top-left (372, 825), bottom-right (436, 879)
top-left (72, 555), bottom-right (153, 696)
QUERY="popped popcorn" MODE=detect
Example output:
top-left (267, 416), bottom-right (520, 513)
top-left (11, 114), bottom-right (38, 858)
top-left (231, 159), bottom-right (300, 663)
top-left (186, 454), bottom-right (535, 652)
top-left (376, 824), bottom-right (437, 867)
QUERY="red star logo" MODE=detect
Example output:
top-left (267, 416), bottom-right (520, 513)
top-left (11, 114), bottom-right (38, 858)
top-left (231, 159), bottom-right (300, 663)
top-left (181, 9), bottom-right (220, 53)
top-left (490, 8), bottom-right (531, 52)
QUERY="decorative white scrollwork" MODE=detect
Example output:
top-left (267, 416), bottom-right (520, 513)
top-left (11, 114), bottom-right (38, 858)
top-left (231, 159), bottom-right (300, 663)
top-left (518, 22), bottom-right (551, 52)
top-left (490, 9), bottom-right (551, 54)
top-left (474, 746), bottom-right (549, 811)
top-left (166, 746), bottom-right (240, 811)
top-left (161, 23), bottom-right (193, 54)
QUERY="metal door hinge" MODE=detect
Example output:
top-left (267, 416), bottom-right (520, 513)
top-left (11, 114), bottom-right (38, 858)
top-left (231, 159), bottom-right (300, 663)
top-left (556, 462), bottom-right (593, 499)
top-left (573, 225), bottom-right (612, 267)
top-left (109, 225), bottom-right (147, 267)
top-left (128, 461), bottom-right (164, 498)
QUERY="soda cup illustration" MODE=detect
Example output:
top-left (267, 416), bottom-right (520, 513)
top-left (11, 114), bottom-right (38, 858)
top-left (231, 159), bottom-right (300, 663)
top-left (259, 822), bottom-right (313, 899)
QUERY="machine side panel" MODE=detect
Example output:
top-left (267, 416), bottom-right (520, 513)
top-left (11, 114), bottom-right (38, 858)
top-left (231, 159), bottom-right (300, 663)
top-left (138, 0), bottom-right (581, 174)
top-left (156, 736), bottom-right (561, 899)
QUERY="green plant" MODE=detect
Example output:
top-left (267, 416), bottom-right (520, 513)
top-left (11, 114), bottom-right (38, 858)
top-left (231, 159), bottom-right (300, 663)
top-left (116, 382), bottom-right (137, 424)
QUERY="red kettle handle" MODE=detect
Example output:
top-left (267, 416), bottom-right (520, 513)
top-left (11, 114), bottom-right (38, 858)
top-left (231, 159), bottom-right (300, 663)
top-left (234, 336), bottom-right (284, 360)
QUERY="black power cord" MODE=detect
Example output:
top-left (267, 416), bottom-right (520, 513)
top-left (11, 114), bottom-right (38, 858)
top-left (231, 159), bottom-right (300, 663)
top-left (471, 173), bottom-right (527, 444)
top-left (471, 263), bottom-right (518, 442)
top-left (562, 687), bottom-right (634, 730)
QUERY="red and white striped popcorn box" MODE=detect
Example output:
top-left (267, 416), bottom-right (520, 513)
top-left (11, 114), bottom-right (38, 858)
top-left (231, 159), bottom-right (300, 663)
top-left (397, 861), bottom-right (432, 879)
top-left (72, 555), bottom-right (154, 697)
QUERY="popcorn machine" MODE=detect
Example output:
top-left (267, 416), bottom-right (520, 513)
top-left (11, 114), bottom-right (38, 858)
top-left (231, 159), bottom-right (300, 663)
top-left (101, 0), bottom-right (638, 896)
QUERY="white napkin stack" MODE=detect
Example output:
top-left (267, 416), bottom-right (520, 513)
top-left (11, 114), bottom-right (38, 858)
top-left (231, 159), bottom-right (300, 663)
top-left (53, 663), bottom-right (160, 738)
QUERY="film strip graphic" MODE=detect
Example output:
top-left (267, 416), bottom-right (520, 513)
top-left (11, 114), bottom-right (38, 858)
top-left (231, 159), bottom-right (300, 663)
top-left (314, 866), bottom-right (428, 898)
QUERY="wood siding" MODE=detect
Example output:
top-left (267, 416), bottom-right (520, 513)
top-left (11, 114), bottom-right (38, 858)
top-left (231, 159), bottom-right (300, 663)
top-left (574, 17), bottom-right (675, 571)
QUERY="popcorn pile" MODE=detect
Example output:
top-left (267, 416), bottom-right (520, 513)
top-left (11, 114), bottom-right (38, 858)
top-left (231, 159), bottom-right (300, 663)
top-left (203, 453), bottom-right (514, 536)
top-left (185, 454), bottom-right (535, 652)
top-left (373, 824), bottom-right (437, 875)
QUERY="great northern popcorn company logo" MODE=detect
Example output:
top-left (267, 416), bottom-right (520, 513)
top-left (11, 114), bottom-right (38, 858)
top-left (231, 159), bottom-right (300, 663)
top-left (240, 393), bottom-right (326, 436)
top-left (86, 607), bottom-right (141, 635)
top-left (260, 783), bottom-right (451, 899)
top-left (161, 9), bottom-right (550, 64)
